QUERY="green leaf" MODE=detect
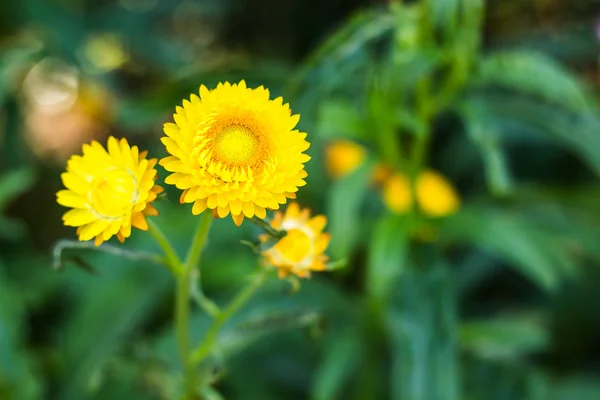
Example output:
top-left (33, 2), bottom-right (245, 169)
top-left (459, 313), bottom-right (548, 361)
top-left (311, 331), bottom-right (362, 400)
top-left (0, 40), bottom-right (42, 104)
top-left (0, 169), bottom-right (35, 211)
top-left (460, 102), bottom-right (513, 197)
top-left (366, 214), bottom-right (409, 300)
top-left (440, 207), bottom-right (577, 291)
top-left (471, 94), bottom-right (600, 177)
top-left (0, 271), bottom-right (41, 400)
top-left (474, 51), bottom-right (591, 112)
top-left (327, 159), bottom-right (374, 258)
top-left (287, 10), bottom-right (395, 97)
top-left (59, 267), bottom-right (170, 400)
top-left (388, 264), bottom-right (459, 400)
top-left (317, 100), bottom-right (364, 140)
top-left (428, 0), bottom-right (461, 37)
top-left (218, 310), bottom-right (320, 359)
top-left (0, 217), bottom-right (27, 241)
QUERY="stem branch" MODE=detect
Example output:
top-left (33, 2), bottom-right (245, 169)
top-left (251, 216), bottom-right (286, 239)
top-left (147, 220), bottom-right (183, 276)
top-left (191, 269), bottom-right (268, 365)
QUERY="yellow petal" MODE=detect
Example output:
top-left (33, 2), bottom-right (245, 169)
top-left (192, 199), bottom-right (208, 215)
top-left (63, 209), bottom-right (96, 227)
top-left (131, 213), bottom-right (148, 231)
top-left (56, 190), bottom-right (87, 209)
top-left (232, 213), bottom-right (244, 226)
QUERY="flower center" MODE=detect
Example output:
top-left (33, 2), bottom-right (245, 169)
top-left (213, 125), bottom-right (260, 165)
top-left (90, 168), bottom-right (137, 218)
top-left (275, 228), bottom-right (313, 264)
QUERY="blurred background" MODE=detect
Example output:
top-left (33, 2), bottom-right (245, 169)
top-left (2, 0), bottom-right (600, 399)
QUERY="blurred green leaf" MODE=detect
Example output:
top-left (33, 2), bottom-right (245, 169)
top-left (218, 310), bottom-right (320, 359)
top-left (0, 40), bottom-right (41, 104)
top-left (59, 267), bottom-right (170, 400)
top-left (0, 169), bottom-right (35, 241)
top-left (366, 214), bottom-right (409, 301)
top-left (428, 0), bottom-right (460, 38)
top-left (311, 330), bottom-right (362, 400)
top-left (0, 217), bottom-right (27, 241)
top-left (317, 100), bottom-right (364, 140)
top-left (327, 159), bottom-right (375, 258)
top-left (440, 207), bottom-right (577, 291)
top-left (474, 51), bottom-right (590, 112)
top-left (388, 264), bottom-right (459, 400)
top-left (0, 169), bottom-right (35, 211)
top-left (473, 95), bottom-right (600, 176)
top-left (460, 314), bottom-right (548, 361)
top-left (548, 377), bottom-right (600, 400)
top-left (0, 271), bottom-right (41, 400)
top-left (460, 102), bottom-right (513, 197)
top-left (287, 9), bottom-right (395, 97)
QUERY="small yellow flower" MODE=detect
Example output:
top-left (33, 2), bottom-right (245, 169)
top-left (324, 140), bottom-right (366, 179)
top-left (382, 169), bottom-right (460, 217)
top-left (57, 136), bottom-right (163, 246)
top-left (261, 202), bottom-right (331, 279)
top-left (160, 80), bottom-right (310, 226)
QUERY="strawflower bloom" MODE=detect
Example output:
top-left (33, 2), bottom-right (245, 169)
top-left (160, 80), bottom-right (310, 226)
top-left (382, 169), bottom-right (460, 217)
top-left (57, 136), bottom-right (163, 246)
top-left (324, 140), bottom-right (366, 179)
top-left (261, 202), bottom-right (331, 278)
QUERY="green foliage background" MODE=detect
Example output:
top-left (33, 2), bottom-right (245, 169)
top-left (2, 0), bottom-right (600, 399)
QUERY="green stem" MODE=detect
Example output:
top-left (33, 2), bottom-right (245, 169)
top-left (148, 215), bottom-right (216, 397)
top-left (185, 212), bottom-right (220, 317)
top-left (147, 220), bottom-right (183, 276)
top-left (191, 268), bottom-right (269, 365)
top-left (190, 269), bottom-right (221, 318)
top-left (176, 270), bottom-right (195, 395)
top-left (178, 212), bottom-right (216, 395)
top-left (185, 212), bottom-right (213, 269)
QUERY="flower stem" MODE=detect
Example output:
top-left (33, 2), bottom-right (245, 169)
top-left (177, 212), bottom-right (216, 395)
top-left (147, 220), bottom-right (183, 276)
top-left (185, 212), bottom-right (220, 317)
top-left (191, 268), bottom-right (269, 366)
top-left (147, 215), bottom-right (216, 397)
top-left (185, 211), bottom-right (213, 269)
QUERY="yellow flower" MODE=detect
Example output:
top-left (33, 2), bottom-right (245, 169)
top-left (382, 169), bottom-right (460, 217)
top-left (160, 80), bottom-right (310, 226)
top-left (324, 140), bottom-right (366, 179)
top-left (261, 202), bottom-right (331, 279)
top-left (57, 136), bottom-right (163, 246)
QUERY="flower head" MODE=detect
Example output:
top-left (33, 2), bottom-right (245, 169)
top-left (261, 202), bottom-right (330, 278)
top-left (160, 81), bottom-right (310, 226)
top-left (57, 136), bottom-right (163, 246)
top-left (324, 140), bottom-right (366, 179)
top-left (382, 169), bottom-right (460, 217)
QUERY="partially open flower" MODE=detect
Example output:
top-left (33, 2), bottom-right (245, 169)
top-left (160, 80), bottom-right (310, 226)
top-left (57, 136), bottom-right (163, 246)
top-left (382, 169), bottom-right (460, 217)
top-left (261, 202), bottom-right (331, 278)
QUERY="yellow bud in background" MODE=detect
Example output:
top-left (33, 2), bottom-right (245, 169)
top-left (416, 170), bottom-right (460, 217)
top-left (381, 169), bottom-right (460, 217)
top-left (324, 140), bottom-right (366, 179)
